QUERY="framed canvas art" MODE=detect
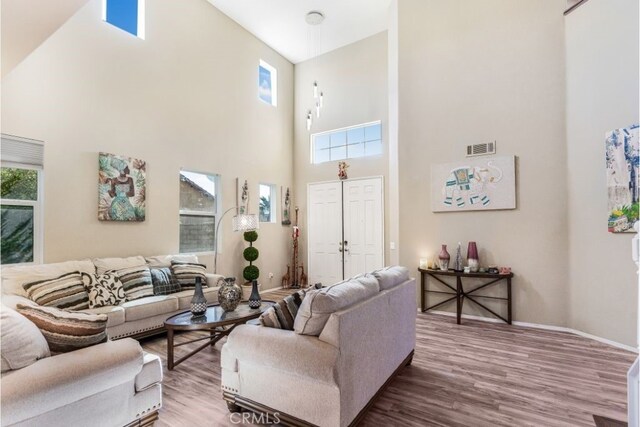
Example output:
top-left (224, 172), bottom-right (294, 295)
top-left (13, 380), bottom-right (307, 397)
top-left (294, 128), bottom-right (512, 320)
top-left (98, 152), bottom-right (146, 221)
top-left (431, 156), bottom-right (516, 213)
top-left (606, 124), bottom-right (639, 233)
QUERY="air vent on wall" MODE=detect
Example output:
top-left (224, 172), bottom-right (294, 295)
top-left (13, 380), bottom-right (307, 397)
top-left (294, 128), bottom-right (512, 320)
top-left (466, 141), bottom-right (496, 157)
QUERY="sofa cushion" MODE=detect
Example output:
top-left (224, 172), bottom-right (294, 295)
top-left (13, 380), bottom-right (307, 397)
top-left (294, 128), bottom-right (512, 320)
top-left (16, 304), bottom-right (108, 354)
top-left (171, 261), bottom-right (208, 290)
top-left (294, 276), bottom-right (380, 336)
top-left (2, 259), bottom-right (95, 297)
top-left (120, 295), bottom-right (179, 322)
top-left (82, 272), bottom-right (126, 308)
top-left (174, 286), bottom-right (219, 309)
top-left (22, 271), bottom-right (89, 311)
top-left (372, 266), bottom-right (410, 290)
top-left (114, 265), bottom-right (154, 301)
top-left (1, 306), bottom-right (50, 372)
top-left (145, 254), bottom-right (199, 268)
top-left (260, 289), bottom-right (308, 330)
top-left (93, 256), bottom-right (146, 276)
top-left (80, 305), bottom-right (125, 328)
top-left (150, 267), bottom-right (181, 295)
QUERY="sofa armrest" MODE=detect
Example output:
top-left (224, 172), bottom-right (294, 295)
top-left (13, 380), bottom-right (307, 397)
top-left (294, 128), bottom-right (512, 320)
top-left (205, 273), bottom-right (225, 287)
top-left (135, 352), bottom-right (163, 392)
top-left (1, 338), bottom-right (143, 426)
top-left (224, 325), bottom-right (339, 385)
top-left (1, 294), bottom-right (36, 310)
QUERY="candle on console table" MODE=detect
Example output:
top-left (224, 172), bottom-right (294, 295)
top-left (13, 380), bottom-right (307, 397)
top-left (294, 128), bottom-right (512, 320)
top-left (419, 258), bottom-right (428, 269)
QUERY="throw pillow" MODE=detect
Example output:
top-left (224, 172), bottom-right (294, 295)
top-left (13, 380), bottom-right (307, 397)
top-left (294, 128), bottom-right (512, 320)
top-left (113, 265), bottom-right (154, 301)
top-left (16, 304), bottom-right (108, 354)
top-left (170, 261), bottom-right (208, 290)
top-left (1, 306), bottom-right (50, 372)
top-left (22, 271), bottom-right (89, 311)
top-left (259, 289), bottom-right (308, 330)
top-left (372, 266), bottom-right (410, 290)
top-left (150, 268), bottom-right (181, 295)
top-left (82, 272), bottom-right (126, 308)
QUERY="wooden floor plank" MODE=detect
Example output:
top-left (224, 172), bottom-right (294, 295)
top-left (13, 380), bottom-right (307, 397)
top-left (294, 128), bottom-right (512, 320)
top-left (140, 289), bottom-right (635, 426)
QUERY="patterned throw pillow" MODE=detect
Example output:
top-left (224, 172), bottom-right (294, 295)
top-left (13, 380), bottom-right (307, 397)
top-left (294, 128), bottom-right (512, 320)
top-left (259, 289), bottom-right (309, 330)
top-left (22, 271), bottom-right (89, 311)
top-left (16, 304), bottom-right (108, 354)
top-left (170, 261), bottom-right (208, 290)
top-left (150, 268), bottom-right (181, 295)
top-left (113, 265), bottom-right (154, 301)
top-left (82, 272), bottom-right (126, 308)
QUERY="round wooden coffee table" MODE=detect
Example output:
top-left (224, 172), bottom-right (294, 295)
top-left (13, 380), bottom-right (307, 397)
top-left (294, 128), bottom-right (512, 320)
top-left (164, 301), bottom-right (275, 370)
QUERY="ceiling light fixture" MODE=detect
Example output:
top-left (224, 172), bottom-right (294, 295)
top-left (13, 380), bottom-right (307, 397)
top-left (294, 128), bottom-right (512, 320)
top-left (305, 11), bottom-right (325, 132)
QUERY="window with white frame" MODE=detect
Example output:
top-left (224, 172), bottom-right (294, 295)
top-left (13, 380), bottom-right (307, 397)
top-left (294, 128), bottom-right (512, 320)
top-left (311, 121), bottom-right (382, 164)
top-left (179, 170), bottom-right (219, 253)
top-left (1, 135), bottom-right (44, 265)
top-left (259, 183), bottom-right (276, 223)
top-left (258, 60), bottom-right (278, 107)
top-left (102, 0), bottom-right (145, 39)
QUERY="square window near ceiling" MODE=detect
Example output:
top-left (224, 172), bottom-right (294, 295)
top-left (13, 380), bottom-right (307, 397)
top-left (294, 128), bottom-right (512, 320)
top-left (347, 127), bottom-right (365, 144)
top-left (259, 184), bottom-right (276, 223)
top-left (259, 60), bottom-right (278, 107)
top-left (330, 131), bottom-right (347, 147)
top-left (365, 123), bottom-right (382, 142)
top-left (102, 0), bottom-right (145, 39)
top-left (348, 143), bottom-right (365, 158)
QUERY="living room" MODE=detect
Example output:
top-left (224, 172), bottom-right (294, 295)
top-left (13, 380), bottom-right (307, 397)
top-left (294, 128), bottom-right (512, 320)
top-left (1, 0), bottom-right (639, 426)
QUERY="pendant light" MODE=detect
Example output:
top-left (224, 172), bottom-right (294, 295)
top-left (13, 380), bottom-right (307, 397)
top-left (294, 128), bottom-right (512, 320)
top-left (305, 11), bottom-right (325, 132)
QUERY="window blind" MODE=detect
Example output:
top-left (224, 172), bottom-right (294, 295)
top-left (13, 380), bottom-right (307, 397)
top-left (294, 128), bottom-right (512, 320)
top-left (1, 134), bottom-right (44, 166)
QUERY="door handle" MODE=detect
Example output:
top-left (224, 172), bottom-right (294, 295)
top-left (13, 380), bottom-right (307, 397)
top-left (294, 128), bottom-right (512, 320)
top-left (343, 240), bottom-right (349, 253)
top-left (338, 241), bottom-right (343, 253)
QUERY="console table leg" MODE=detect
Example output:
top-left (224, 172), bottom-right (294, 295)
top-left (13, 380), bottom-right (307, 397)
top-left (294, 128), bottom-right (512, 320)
top-left (507, 277), bottom-right (512, 324)
top-left (456, 276), bottom-right (462, 325)
top-left (420, 272), bottom-right (426, 312)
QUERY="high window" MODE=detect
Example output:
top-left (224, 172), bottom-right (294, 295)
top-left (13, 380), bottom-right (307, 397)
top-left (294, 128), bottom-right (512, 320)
top-left (311, 121), bottom-right (382, 164)
top-left (258, 60), bottom-right (278, 107)
top-left (102, 0), bottom-right (145, 39)
top-left (259, 183), bottom-right (276, 223)
top-left (179, 170), bottom-right (219, 253)
top-left (1, 135), bottom-right (44, 265)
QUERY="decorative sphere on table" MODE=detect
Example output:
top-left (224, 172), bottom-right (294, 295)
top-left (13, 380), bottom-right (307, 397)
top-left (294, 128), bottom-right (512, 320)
top-left (218, 277), bottom-right (242, 312)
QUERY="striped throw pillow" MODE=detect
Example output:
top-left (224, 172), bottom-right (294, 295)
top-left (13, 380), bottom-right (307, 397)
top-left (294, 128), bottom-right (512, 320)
top-left (22, 271), bottom-right (89, 311)
top-left (113, 265), bottom-right (154, 301)
top-left (170, 261), bottom-right (208, 290)
top-left (16, 304), bottom-right (108, 354)
top-left (259, 289), bottom-right (308, 330)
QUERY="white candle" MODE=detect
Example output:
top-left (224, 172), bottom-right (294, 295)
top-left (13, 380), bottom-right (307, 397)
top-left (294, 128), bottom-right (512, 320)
top-left (419, 258), bottom-right (428, 269)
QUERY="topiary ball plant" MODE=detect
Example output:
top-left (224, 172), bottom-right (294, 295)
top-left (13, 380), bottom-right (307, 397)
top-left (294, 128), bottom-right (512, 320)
top-left (243, 246), bottom-right (259, 262)
top-left (242, 230), bottom-right (259, 283)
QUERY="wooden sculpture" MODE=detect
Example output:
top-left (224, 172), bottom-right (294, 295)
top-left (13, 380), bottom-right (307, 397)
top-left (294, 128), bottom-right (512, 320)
top-left (282, 265), bottom-right (291, 289)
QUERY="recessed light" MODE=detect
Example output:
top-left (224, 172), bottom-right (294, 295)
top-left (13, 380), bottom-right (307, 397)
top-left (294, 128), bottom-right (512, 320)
top-left (305, 11), bottom-right (325, 26)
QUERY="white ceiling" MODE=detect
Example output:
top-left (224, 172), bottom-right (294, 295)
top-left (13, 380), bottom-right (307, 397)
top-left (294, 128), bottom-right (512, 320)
top-left (207, 0), bottom-right (392, 64)
top-left (1, 0), bottom-right (90, 78)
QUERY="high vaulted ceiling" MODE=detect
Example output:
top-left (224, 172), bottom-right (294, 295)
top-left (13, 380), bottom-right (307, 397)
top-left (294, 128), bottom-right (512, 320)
top-left (1, 0), bottom-right (90, 78)
top-left (207, 0), bottom-right (392, 64)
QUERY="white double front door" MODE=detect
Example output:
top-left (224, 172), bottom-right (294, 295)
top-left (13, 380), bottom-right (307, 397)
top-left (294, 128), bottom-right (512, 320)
top-left (308, 177), bottom-right (384, 285)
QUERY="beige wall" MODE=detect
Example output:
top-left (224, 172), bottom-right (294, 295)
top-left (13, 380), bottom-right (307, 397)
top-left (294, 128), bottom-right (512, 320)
top-left (397, 0), bottom-right (569, 326)
top-left (1, 0), bottom-right (294, 290)
top-left (566, 0), bottom-right (639, 346)
top-left (293, 32), bottom-right (389, 269)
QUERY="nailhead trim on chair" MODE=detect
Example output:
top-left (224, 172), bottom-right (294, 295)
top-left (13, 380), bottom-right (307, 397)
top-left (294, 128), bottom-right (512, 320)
top-left (221, 385), bottom-right (238, 393)
top-left (136, 402), bottom-right (162, 418)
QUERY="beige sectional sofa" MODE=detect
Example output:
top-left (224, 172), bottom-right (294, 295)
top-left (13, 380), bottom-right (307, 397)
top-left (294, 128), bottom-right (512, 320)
top-left (1, 254), bottom-right (224, 339)
top-left (221, 266), bottom-right (416, 427)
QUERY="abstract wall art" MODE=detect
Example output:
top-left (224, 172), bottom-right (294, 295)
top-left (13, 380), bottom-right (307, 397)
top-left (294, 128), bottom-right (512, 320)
top-left (606, 124), bottom-right (639, 233)
top-left (431, 155), bottom-right (516, 212)
top-left (98, 152), bottom-right (146, 221)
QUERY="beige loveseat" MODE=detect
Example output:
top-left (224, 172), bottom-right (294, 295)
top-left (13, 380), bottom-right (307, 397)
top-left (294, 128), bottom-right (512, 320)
top-left (1, 338), bottom-right (162, 427)
top-left (1, 254), bottom-right (224, 339)
top-left (221, 266), bottom-right (416, 427)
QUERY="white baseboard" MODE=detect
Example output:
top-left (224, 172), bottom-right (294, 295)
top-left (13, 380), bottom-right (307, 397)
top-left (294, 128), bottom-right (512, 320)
top-left (427, 310), bottom-right (638, 354)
